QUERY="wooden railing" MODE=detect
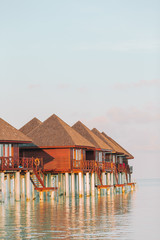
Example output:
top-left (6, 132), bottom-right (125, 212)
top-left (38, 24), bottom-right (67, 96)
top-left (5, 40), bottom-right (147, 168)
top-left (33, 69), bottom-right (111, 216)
top-left (117, 164), bottom-right (131, 173)
top-left (0, 157), bottom-right (43, 171)
top-left (72, 160), bottom-right (95, 171)
top-left (102, 162), bottom-right (116, 172)
top-left (72, 160), bottom-right (115, 172)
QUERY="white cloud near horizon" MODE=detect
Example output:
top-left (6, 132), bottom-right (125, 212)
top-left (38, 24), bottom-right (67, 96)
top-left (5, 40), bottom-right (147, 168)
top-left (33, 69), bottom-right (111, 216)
top-left (113, 79), bottom-right (160, 90)
top-left (79, 40), bottom-right (160, 52)
top-left (28, 84), bottom-right (41, 89)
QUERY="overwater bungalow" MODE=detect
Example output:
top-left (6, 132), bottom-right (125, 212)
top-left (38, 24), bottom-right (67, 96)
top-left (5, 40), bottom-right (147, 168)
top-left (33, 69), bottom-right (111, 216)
top-left (0, 117), bottom-right (57, 201)
top-left (0, 114), bottom-right (135, 201)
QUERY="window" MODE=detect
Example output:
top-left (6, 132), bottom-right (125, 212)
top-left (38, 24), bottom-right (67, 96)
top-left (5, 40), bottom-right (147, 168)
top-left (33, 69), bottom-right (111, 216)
top-left (0, 144), bottom-right (3, 157)
top-left (76, 149), bottom-right (81, 160)
top-left (113, 155), bottom-right (116, 163)
top-left (99, 152), bottom-right (102, 162)
top-left (9, 144), bottom-right (12, 157)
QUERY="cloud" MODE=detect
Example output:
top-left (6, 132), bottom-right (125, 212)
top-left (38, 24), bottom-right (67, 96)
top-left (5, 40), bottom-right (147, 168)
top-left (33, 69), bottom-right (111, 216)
top-left (107, 106), bottom-right (160, 124)
top-left (56, 84), bottom-right (70, 89)
top-left (28, 84), bottom-right (41, 89)
top-left (113, 79), bottom-right (160, 90)
top-left (77, 86), bottom-right (88, 93)
top-left (79, 40), bottom-right (160, 52)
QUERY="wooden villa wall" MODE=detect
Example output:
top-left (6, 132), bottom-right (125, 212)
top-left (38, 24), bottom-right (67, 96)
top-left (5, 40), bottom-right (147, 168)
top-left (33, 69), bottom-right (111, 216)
top-left (20, 148), bottom-right (71, 172)
top-left (44, 148), bottom-right (71, 171)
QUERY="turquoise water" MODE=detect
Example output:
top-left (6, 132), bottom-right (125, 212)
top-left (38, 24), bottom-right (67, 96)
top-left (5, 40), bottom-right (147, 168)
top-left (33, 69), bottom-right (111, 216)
top-left (0, 179), bottom-right (160, 239)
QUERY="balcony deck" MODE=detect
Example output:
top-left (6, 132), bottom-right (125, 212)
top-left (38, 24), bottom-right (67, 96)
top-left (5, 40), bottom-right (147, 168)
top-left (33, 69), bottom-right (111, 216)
top-left (72, 160), bottom-right (117, 173)
top-left (0, 157), bottom-right (43, 171)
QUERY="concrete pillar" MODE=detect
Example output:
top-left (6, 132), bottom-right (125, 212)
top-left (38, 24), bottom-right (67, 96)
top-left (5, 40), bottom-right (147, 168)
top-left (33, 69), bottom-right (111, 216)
top-left (78, 172), bottom-right (83, 197)
top-left (32, 182), bottom-right (36, 200)
top-left (0, 172), bottom-right (5, 201)
top-left (21, 175), bottom-right (25, 199)
top-left (75, 174), bottom-right (78, 195)
top-left (58, 173), bottom-right (63, 196)
top-left (107, 173), bottom-right (111, 195)
top-left (91, 172), bottom-right (95, 196)
top-left (71, 173), bottom-right (75, 196)
top-left (102, 172), bottom-right (106, 195)
top-left (39, 191), bottom-right (43, 200)
top-left (47, 173), bottom-right (51, 197)
top-left (3, 175), bottom-right (6, 197)
top-left (51, 174), bottom-right (57, 199)
top-left (110, 172), bottom-right (114, 194)
top-left (65, 173), bottom-right (69, 197)
top-left (7, 174), bottom-right (11, 198)
top-left (86, 172), bottom-right (90, 196)
top-left (15, 172), bottom-right (20, 201)
top-left (122, 172), bottom-right (125, 193)
top-left (26, 172), bottom-right (31, 201)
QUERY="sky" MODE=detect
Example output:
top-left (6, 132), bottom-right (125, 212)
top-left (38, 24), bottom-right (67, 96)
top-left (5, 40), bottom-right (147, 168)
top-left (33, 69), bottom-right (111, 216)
top-left (0, 0), bottom-right (160, 179)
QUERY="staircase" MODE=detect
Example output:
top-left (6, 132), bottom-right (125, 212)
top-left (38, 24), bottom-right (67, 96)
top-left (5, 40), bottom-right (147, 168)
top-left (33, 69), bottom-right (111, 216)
top-left (30, 167), bottom-right (57, 192)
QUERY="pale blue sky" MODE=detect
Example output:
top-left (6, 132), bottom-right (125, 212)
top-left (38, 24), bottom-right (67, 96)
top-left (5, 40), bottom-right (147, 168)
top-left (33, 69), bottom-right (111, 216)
top-left (0, 1), bottom-right (160, 178)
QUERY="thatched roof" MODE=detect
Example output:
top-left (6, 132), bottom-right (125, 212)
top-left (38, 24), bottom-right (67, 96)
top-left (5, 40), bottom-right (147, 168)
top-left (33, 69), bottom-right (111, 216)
top-left (72, 121), bottom-right (112, 151)
top-left (102, 131), bottom-right (134, 159)
top-left (92, 128), bottom-right (118, 153)
top-left (92, 128), bottom-right (123, 154)
top-left (19, 117), bottom-right (42, 135)
top-left (28, 114), bottom-right (94, 147)
top-left (0, 118), bottom-right (32, 143)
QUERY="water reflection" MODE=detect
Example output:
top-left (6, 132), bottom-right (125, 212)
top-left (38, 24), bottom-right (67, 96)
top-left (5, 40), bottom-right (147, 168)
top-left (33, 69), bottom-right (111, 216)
top-left (1, 181), bottom-right (158, 240)
top-left (0, 192), bottom-right (134, 239)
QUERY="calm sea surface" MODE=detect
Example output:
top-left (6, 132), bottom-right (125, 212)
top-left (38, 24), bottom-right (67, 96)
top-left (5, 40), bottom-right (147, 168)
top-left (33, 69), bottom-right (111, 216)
top-left (0, 179), bottom-right (160, 240)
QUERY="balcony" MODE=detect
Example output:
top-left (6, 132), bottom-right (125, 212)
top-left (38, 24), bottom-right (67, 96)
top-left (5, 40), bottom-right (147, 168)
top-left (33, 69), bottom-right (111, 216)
top-left (72, 160), bottom-right (115, 172)
top-left (102, 162), bottom-right (115, 172)
top-left (72, 159), bottom-right (95, 172)
top-left (0, 157), bottom-right (43, 171)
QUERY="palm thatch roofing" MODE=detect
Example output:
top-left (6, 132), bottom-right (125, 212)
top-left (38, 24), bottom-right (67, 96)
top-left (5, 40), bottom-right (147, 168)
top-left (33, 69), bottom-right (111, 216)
top-left (19, 117), bottom-right (42, 135)
top-left (102, 131), bottom-right (134, 159)
top-left (72, 121), bottom-right (112, 151)
top-left (0, 118), bottom-right (32, 143)
top-left (28, 114), bottom-right (94, 147)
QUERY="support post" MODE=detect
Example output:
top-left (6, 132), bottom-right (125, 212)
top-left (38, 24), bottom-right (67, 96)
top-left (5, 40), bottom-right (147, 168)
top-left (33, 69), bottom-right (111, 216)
top-left (47, 173), bottom-right (51, 197)
top-left (7, 174), bottom-right (11, 198)
top-left (58, 173), bottom-right (63, 196)
top-left (65, 173), bottom-right (69, 197)
top-left (78, 172), bottom-right (83, 197)
top-left (0, 172), bottom-right (5, 201)
top-left (71, 173), bottom-right (75, 196)
top-left (21, 175), bottom-right (25, 199)
top-left (39, 191), bottom-right (43, 200)
top-left (91, 172), bottom-right (95, 196)
top-left (110, 172), bottom-right (114, 194)
top-left (15, 172), bottom-right (20, 201)
top-left (102, 172), bottom-right (106, 195)
top-left (86, 172), bottom-right (90, 196)
top-left (50, 175), bottom-right (55, 199)
top-left (107, 173), bottom-right (111, 195)
top-left (26, 172), bottom-right (31, 201)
